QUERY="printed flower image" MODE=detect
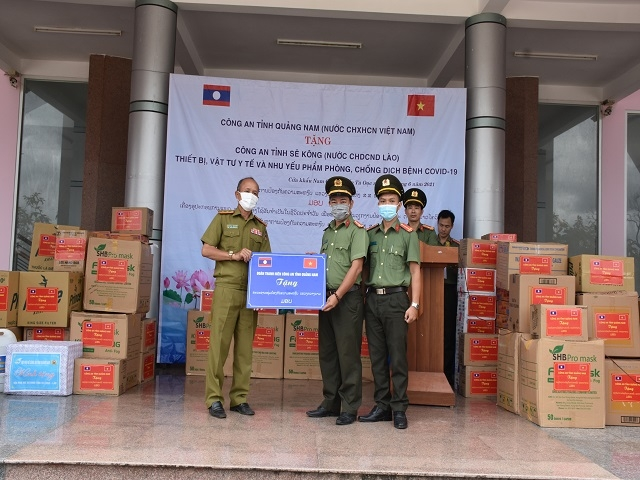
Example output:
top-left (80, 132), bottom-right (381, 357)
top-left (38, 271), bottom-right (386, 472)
top-left (163, 268), bottom-right (213, 308)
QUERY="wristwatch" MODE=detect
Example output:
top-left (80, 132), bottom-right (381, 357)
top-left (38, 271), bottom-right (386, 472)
top-left (228, 250), bottom-right (234, 259)
top-left (410, 302), bottom-right (420, 310)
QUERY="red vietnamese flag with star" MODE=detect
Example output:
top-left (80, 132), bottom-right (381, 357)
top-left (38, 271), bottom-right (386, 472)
top-left (303, 257), bottom-right (317, 269)
top-left (407, 94), bottom-right (435, 116)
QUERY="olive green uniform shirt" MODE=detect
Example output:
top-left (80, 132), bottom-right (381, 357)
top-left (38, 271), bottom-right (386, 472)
top-left (200, 207), bottom-right (271, 289)
top-left (366, 219), bottom-right (420, 288)
top-left (321, 216), bottom-right (368, 289)
top-left (416, 223), bottom-right (437, 245)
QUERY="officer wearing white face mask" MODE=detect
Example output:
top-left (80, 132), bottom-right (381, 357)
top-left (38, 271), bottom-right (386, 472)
top-left (306, 176), bottom-right (367, 426)
top-left (201, 177), bottom-right (270, 420)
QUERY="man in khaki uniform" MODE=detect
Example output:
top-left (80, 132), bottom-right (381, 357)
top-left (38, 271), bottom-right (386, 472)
top-left (201, 177), bottom-right (271, 419)
top-left (306, 176), bottom-right (368, 426)
top-left (359, 174), bottom-right (421, 430)
top-left (402, 187), bottom-right (437, 245)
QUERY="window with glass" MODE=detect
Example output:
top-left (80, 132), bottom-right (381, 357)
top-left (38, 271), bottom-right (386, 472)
top-left (627, 112), bottom-right (640, 293)
top-left (537, 104), bottom-right (599, 257)
top-left (13, 80), bottom-right (87, 270)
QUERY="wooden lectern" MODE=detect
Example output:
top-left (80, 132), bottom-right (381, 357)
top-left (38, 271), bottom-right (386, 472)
top-left (406, 243), bottom-right (458, 406)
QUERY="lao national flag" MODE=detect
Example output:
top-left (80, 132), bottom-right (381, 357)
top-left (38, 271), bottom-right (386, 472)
top-left (558, 364), bottom-right (565, 370)
top-left (84, 366), bottom-right (91, 371)
top-left (258, 257), bottom-right (272, 267)
top-left (203, 84), bottom-right (231, 106)
top-left (407, 94), bottom-right (435, 116)
top-left (615, 375), bottom-right (622, 381)
top-left (303, 257), bottom-right (317, 269)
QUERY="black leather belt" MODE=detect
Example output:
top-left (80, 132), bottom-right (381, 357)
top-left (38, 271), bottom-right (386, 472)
top-left (327, 284), bottom-right (360, 298)
top-left (367, 286), bottom-right (407, 295)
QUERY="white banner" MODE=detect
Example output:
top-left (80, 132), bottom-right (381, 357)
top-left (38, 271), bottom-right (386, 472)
top-left (159, 74), bottom-right (466, 363)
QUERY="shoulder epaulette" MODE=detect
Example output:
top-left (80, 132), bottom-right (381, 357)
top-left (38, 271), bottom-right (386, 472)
top-left (421, 224), bottom-right (435, 231)
top-left (367, 223), bottom-right (379, 231)
top-left (450, 237), bottom-right (460, 245)
top-left (254, 215), bottom-right (267, 226)
top-left (353, 219), bottom-right (364, 228)
top-left (218, 209), bottom-right (234, 214)
top-left (400, 223), bottom-right (414, 232)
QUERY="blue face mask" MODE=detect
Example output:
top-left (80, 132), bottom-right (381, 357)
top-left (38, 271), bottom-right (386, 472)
top-left (378, 204), bottom-right (398, 221)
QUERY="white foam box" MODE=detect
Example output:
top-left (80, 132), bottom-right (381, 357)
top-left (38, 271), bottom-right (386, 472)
top-left (496, 242), bottom-right (568, 290)
top-left (604, 359), bottom-right (640, 426)
top-left (4, 340), bottom-right (82, 396)
top-left (73, 358), bottom-right (126, 396)
top-left (530, 304), bottom-right (589, 341)
top-left (458, 268), bottom-right (496, 294)
top-left (519, 337), bottom-right (605, 428)
top-left (568, 255), bottom-right (635, 293)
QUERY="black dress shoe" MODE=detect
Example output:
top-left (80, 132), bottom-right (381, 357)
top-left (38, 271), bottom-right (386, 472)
top-left (358, 406), bottom-right (392, 422)
top-left (393, 411), bottom-right (408, 429)
top-left (230, 403), bottom-right (255, 415)
top-left (336, 413), bottom-right (357, 425)
top-left (208, 401), bottom-right (227, 419)
top-left (306, 406), bottom-right (340, 418)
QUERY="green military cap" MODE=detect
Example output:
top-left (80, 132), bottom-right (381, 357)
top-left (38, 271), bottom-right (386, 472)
top-left (325, 176), bottom-right (356, 197)
top-left (374, 174), bottom-right (404, 198)
top-left (403, 188), bottom-right (427, 208)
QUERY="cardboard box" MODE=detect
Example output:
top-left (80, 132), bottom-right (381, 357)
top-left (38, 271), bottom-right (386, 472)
top-left (53, 230), bottom-right (88, 273)
top-left (568, 255), bottom-right (635, 293)
top-left (481, 233), bottom-right (517, 242)
top-left (24, 327), bottom-right (70, 341)
top-left (111, 207), bottom-right (154, 237)
top-left (83, 237), bottom-right (153, 314)
top-left (460, 333), bottom-right (498, 366)
top-left (125, 351), bottom-right (140, 390)
top-left (458, 239), bottom-right (497, 268)
top-left (17, 272), bottom-right (83, 327)
top-left (361, 323), bottom-right (373, 382)
top-left (530, 304), bottom-right (589, 341)
top-left (90, 231), bottom-right (150, 243)
top-left (185, 310), bottom-right (232, 377)
top-left (0, 271), bottom-right (20, 327)
top-left (5, 341), bottom-right (82, 395)
top-left (605, 359), bottom-right (640, 426)
top-left (576, 291), bottom-right (640, 357)
top-left (458, 293), bottom-right (496, 320)
top-left (496, 242), bottom-right (569, 290)
top-left (73, 358), bottom-right (126, 396)
top-left (497, 330), bottom-right (531, 414)
top-left (283, 314), bottom-right (321, 380)
top-left (496, 313), bottom-right (508, 329)
top-left (508, 274), bottom-right (575, 334)
top-left (28, 223), bottom-right (79, 272)
top-left (251, 314), bottom-right (285, 379)
top-left (519, 337), bottom-right (605, 428)
top-left (458, 365), bottom-right (497, 398)
top-left (458, 268), bottom-right (496, 294)
top-left (140, 349), bottom-right (156, 384)
top-left (70, 312), bottom-right (142, 359)
top-left (140, 317), bottom-right (157, 353)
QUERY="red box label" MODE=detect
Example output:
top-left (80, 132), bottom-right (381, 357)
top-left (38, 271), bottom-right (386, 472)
top-left (55, 237), bottom-right (86, 261)
top-left (144, 322), bottom-right (156, 348)
top-left (466, 319), bottom-right (496, 334)
top-left (466, 295), bottom-right (496, 318)
top-left (201, 290), bottom-right (213, 312)
top-left (97, 259), bottom-right (128, 283)
top-left (469, 370), bottom-right (497, 395)
top-left (32, 327), bottom-right (66, 341)
top-left (142, 354), bottom-right (155, 380)
top-left (590, 259), bottom-right (624, 286)
top-left (470, 242), bottom-right (497, 265)
top-left (469, 338), bottom-right (498, 362)
top-left (25, 287), bottom-right (59, 312)
top-left (80, 363), bottom-right (115, 390)
top-left (545, 308), bottom-right (584, 337)
top-left (464, 269), bottom-right (495, 292)
top-left (195, 329), bottom-right (210, 351)
top-left (0, 286), bottom-right (7, 311)
top-left (115, 209), bottom-right (142, 231)
top-left (519, 256), bottom-right (552, 274)
top-left (361, 335), bottom-right (369, 357)
top-left (253, 327), bottom-right (275, 349)
top-left (296, 330), bottom-right (319, 352)
top-left (38, 234), bottom-right (57, 257)
top-left (553, 362), bottom-right (591, 391)
top-left (595, 312), bottom-right (631, 340)
top-left (529, 287), bottom-right (567, 305)
top-left (83, 321), bottom-right (115, 347)
top-left (611, 373), bottom-right (640, 402)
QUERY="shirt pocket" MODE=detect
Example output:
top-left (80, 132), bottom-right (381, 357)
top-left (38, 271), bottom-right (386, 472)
top-left (221, 228), bottom-right (241, 252)
top-left (368, 244), bottom-right (379, 265)
top-left (388, 246), bottom-right (405, 270)
top-left (249, 231), bottom-right (264, 251)
top-left (332, 238), bottom-right (351, 267)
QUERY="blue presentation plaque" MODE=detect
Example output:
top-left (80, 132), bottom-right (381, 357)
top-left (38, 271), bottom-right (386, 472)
top-left (247, 253), bottom-right (326, 309)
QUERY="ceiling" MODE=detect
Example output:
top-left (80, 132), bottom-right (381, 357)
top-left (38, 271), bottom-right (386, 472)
top-left (2, 0), bottom-right (640, 105)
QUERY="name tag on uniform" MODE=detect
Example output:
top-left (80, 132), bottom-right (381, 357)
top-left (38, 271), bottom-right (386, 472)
top-left (227, 224), bottom-right (238, 229)
top-left (250, 228), bottom-right (262, 236)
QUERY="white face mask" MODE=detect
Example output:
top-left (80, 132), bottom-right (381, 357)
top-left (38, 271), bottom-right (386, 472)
top-left (238, 192), bottom-right (259, 211)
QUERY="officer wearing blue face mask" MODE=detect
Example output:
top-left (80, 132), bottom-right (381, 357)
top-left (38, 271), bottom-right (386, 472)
top-left (359, 174), bottom-right (421, 430)
top-left (306, 176), bottom-right (368, 426)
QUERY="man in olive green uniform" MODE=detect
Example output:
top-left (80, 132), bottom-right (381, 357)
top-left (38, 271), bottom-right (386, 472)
top-left (359, 174), bottom-right (421, 430)
top-left (429, 209), bottom-right (459, 388)
top-left (306, 176), bottom-right (368, 426)
top-left (201, 177), bottom-right (271, 419)
top-left (402, 188), bottom-right (437, 244)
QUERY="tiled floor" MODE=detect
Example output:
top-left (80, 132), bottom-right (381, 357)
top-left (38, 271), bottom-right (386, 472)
top-left (0, 368), bottom-right (638, 480)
